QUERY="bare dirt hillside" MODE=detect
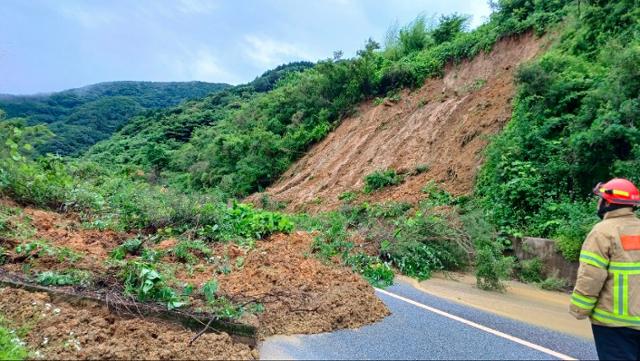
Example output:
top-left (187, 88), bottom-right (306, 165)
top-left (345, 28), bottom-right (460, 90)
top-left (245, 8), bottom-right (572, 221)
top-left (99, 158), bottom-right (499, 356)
top-left (249, 33), bottom-right (547, 213)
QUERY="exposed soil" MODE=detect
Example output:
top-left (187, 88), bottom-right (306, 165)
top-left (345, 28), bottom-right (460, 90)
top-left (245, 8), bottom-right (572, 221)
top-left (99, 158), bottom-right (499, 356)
top-left (218, 232), bottom-right (390, 337)
top-left (0, 202), bottom-right (389, 358)
top-left (247, 33), bottom-right (548, 213)
top-left (0, 287), bottom-right (257, 360)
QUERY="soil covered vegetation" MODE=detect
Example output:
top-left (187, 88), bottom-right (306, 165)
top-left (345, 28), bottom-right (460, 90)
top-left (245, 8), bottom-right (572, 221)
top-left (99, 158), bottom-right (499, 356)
top-left (1, 0), bottom-right (639, 358)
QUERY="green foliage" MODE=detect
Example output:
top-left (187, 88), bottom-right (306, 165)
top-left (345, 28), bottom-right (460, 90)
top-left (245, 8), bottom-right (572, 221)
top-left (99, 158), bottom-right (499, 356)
top-left (344, 253), bottom-right (394, 287)
top-left (421, 181), bottom-right (455, 205)
top-left (200, 279), bottom-right (244, 319)
top-left (475, 245), bottom-right (514, 291)
top-left (36, 269), bottom-right (92, 287)
top-left (363, 169), bottom-right (404, 193)
top-left (538, 276), bottom-right (567, 291)
top-left (461, 207), bottom-right (514, 291)
top-left (81, 3), bottom-right (563, 198)
top-left (0, 205), bottom-right (35, 241)
top-left (120, 260), bottom-right (185, 310)
top-left (385, 207), bottom-right (469, 280)
top-left (109, 238), bottom-right (144, 260)
top-left (172, 240), bottom-right (212, 264)
top-left (15, 240), bottom-right (82, 263)
top-left (0, 81), bottom-right (230, 155)
top-left (477, 1), bottom-right (638, 260)
top-left (517, 258), bottom-right (544, 283)
top-left (305, 199), bottom-right (469, 285)
top-left (0, 326), bottom-right (28, 360)
top-left (338, 191), bottom-right (358, 203)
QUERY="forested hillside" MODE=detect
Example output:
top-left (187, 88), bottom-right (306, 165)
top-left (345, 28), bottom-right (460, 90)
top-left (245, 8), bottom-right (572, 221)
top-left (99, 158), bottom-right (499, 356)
top-left (85, 3), bottom-right (566, 196)
top-left (0, 81), bottom-right (230, 155)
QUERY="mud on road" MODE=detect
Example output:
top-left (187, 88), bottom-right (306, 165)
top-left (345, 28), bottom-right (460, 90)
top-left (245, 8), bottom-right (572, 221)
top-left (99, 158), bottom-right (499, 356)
top-left (0, 202), bottom-right (389, 359)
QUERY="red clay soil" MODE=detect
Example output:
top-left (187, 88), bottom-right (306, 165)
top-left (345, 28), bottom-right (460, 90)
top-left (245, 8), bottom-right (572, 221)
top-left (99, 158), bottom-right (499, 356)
top-left (0, 287), bottom-right (257, 360)
top-left (25, 207), bottom-right (129, 262)
top-left (248, 33), bottom-right (548, 213)
top-left (218, 232), bottom-right (390, 338)
top-left (1, 203), bottom-right (390, 355)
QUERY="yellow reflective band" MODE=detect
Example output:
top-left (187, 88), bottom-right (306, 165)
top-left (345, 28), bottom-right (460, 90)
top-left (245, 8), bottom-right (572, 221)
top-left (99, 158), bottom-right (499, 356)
top-left (592, 308), bottom-right (640, 326)
top-left (613, 189), bottom-right (630, 197)
top-left (609, 261), bottom-right (640, 273)
top-left (571, 292), bottom-right (597, 305)
top-left (623, 274), bottom-right (629, 316)
top-left (571, 298), bottom-right (594, 310)
top-left (579, 250), bottom-right (609, 269)
top-left (571, 293), bottom-right (597, 311)
top-left (613, 273), bottom-right (621, 315)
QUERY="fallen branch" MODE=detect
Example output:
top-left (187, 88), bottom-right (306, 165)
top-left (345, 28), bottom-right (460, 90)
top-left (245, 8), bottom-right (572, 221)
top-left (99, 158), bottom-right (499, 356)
top-left (189, 316), bottom-right (220, 346)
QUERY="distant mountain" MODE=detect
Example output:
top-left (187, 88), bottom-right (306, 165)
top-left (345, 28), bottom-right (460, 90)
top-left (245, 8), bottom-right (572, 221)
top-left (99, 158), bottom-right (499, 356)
top-left (0, 81), bottom-right (230, 155)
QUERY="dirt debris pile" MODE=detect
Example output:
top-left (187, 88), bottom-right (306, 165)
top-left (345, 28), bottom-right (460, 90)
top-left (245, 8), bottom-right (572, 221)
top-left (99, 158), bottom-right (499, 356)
top-left (219, 232), bottom-right (389, 337)
top-left (0, 287), bottom-right (257, 360)
top-left (0, 203), bottom-right (389, 358)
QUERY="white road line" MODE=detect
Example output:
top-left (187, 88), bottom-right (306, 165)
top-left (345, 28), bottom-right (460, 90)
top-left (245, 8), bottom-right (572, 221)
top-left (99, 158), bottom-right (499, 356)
top-left (375, 288), bottom-right (577, 361)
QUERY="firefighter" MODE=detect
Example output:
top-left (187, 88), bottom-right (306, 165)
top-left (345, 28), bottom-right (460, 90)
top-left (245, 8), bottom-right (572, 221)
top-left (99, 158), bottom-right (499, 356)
top-left (571, 178), bottom-right (640, 360)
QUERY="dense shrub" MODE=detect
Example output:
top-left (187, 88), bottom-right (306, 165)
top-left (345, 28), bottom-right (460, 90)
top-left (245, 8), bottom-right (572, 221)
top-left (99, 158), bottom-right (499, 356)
top-left (477, 0), bottom-right (639, 259)
top-left (363, 169), bottom-right (404, 193)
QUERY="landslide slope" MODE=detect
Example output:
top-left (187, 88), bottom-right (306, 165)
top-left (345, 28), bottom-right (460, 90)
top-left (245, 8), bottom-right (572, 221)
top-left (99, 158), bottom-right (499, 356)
top-left (251, 33), bottom-right (547, 213)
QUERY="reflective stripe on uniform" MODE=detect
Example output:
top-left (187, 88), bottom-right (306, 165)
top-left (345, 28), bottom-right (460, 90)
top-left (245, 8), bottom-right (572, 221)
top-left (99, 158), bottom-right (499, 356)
top-left (592, 308), bottom-right (640, 326)
top-left (571, 292), bottom-right (597, 310)
top-left (579, 250), bottom-right (609, 269)
top-left (609, 261), bottom-right (640, 273)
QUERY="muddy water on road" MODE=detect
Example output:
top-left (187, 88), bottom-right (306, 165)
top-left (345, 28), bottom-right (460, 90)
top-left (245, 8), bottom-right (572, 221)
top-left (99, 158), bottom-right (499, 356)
top-left (402, 273), bottom-right (592, 340)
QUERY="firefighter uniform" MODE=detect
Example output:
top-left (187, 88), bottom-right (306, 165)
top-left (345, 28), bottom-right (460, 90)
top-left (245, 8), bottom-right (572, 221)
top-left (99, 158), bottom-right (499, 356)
top-left (571, 178), bottom-right (640, 360)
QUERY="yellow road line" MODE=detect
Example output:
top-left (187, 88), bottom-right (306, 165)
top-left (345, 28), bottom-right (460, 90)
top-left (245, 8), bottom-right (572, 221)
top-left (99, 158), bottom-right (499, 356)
top-left (375, 288), bottom-right (577, 361)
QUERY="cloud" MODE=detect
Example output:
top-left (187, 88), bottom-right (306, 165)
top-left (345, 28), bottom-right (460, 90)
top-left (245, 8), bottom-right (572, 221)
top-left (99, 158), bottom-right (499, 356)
top-left (58, 5), bottom-right (120, 28)
top-left (175, 0), bottom-right (218, 14)
top-left (243, 35), bottom-right (314, 68)
top-left (164, 47), bottom-right (240, 84)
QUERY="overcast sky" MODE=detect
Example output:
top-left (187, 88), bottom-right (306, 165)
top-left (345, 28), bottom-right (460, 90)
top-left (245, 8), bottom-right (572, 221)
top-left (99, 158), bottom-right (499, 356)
top-left (1, 0), bottom-right (492, 94)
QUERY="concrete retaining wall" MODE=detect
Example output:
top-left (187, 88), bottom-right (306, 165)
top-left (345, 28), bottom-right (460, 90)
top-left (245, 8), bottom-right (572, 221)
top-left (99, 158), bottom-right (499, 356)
top-left (512, 237), bottom-right (579, 287)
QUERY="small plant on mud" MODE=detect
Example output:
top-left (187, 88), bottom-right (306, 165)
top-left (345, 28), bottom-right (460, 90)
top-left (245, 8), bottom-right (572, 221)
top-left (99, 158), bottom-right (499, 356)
top-left (120, 260), bottom-right (185, 310)
top-left (109, 238), bottom-right (144, 260)
top-left (338, 191), bottom-right (358, 203)
top-left (538, 275), bottom-right (567, 291)
top-left (201, 279), bottom-right (244, 319)
top-left (363, 169), bottom-right (404, 193)
top-left (36, 269), bottom-right (92, 287)
top-left (421, 181), bottom-right (454, 205)
top-left (172, 240), bottom-right (212, 264)
top-left (414, 164), bottom-right (429, 174)
top-left (15, 240), bottom-right (82, 263)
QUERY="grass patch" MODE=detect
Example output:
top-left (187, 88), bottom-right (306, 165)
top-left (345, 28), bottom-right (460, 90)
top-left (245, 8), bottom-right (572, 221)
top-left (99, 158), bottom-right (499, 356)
top-left (36, 269), bottom-right (93, 287)
top-left (0, 326), bottom-right (28, 360)
top-left (363, 169), bottom-right (404, 193)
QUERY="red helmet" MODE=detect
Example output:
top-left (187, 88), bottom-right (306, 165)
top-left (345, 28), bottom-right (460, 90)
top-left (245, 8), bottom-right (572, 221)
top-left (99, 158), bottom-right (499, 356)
top-left (593, 178), bottom-right (640, 206)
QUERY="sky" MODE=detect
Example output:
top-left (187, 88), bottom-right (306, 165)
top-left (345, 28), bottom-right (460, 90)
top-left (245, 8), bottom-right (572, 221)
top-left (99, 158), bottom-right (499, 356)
top-left (0, 0), bottom-right (492, 95)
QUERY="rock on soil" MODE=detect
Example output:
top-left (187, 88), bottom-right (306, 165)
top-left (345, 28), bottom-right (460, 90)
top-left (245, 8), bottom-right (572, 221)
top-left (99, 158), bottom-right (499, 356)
top-left (0, 287), bottom-right (257, 360)
top-left (247, 32), bottom-right (549, 213)
top-left (219, 232), bottom-right (390, 338)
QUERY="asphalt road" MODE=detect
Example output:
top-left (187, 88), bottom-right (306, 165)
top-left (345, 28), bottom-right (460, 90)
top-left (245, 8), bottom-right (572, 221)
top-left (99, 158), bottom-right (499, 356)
top-left (260, 279), bottom-right (598, 360)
